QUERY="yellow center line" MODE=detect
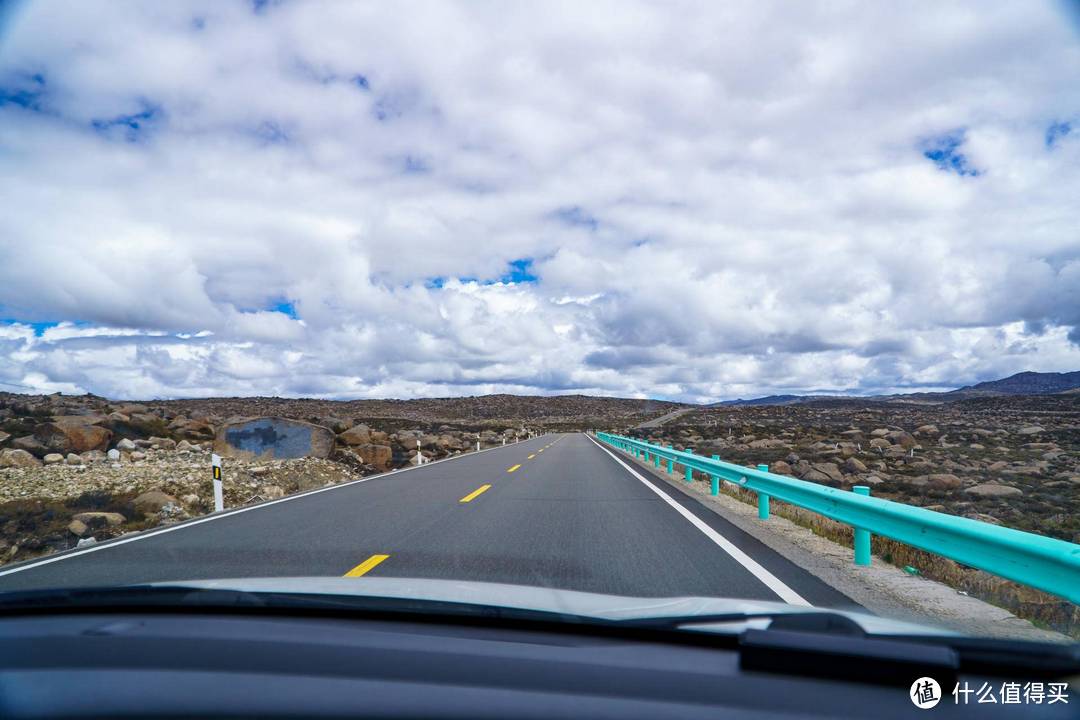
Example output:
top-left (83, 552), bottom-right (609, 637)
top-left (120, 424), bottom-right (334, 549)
top-left (460, 484), bottom-right (492, 503)
top-left (538, 448), bottom-right (544, 453)
top-left (507, 464), bottom-right (521, 472)
top-left (528, 453), bottom-right (536, 459)
top-left (344, 554), bottom-right (390, 577)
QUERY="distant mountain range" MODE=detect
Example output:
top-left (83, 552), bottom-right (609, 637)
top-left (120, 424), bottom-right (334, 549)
top-left (715, 371), bottom-right (1080, 407)
top-left (956, 370), bottom-right (1080, 396)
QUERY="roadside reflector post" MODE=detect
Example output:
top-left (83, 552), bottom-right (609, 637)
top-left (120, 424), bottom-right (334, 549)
top-left (710, 455), bottom-right (720, 495)
top-left (853, 486), bottom-right (872, 566)
top-left (211, 453), bottom-right (224, 512)
top-left (756, 464), bottom-right (769, 520)
top-left (476, 434), bottom-right (480, 452)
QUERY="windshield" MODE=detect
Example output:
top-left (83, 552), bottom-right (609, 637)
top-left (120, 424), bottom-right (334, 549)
top-left (0, 0), bottom-right (1078, 703)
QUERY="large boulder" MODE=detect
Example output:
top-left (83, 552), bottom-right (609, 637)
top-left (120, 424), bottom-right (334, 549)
top-left (927, 473), bottom-right (963, 489)
top-left (107, 412), bottom-right (171, 440)
top-left (51, 414), bottom-right (107, 428)
top-left (32, 421), bottom-right (112, 454)
top-left (802, 469), bottom-right (836, 484)
top-left (356, 443), bottom-right (393, 471)
top-left (72, 511), bottom-right (126, 528)
top-left (809, 462), bottom-right (844, 483)
top-left (12, 434), bottom-right (51, 456)
top-left (67, 519), bottom-right (90, 537)
top-left (843, 457), bottom-right (867, 474)
top-left (437, 434), bottom-right (466, 451)
top-left (337, 424), bottom-right (372, 446)
top-left (133, 490), bottom-right (180, 512)
top-left (885, 430), bottom-right (916, 449)
top-left (0, 448), bottom-right (41, 468)
top-left (214, 417), bottom-right (334, 460)
top-left (173, 418), bottom-right (215, 440)
top-left (966, 483), bottom-right (1023, 498)
top-left (769, 460), bottom-right (794, 476)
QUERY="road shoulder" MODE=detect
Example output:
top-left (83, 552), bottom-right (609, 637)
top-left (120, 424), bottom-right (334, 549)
top-left (612, 443), bottom-right (1070, 643)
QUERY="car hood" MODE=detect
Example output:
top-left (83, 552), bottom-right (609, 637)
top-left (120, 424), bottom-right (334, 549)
top-left (155, 576), bottom-right (953, 637)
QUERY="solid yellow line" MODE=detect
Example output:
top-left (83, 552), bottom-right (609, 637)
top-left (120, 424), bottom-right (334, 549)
top-left (528, 454), bottom-right (536, 459)
top-left (460, 484), bottom-right (492, 503)
top-left (507, 464), bottom-right (521, 473)
top-left (344, 554), bottom-right (390, 577)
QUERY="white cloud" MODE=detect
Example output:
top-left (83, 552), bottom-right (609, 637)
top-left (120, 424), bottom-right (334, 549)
top-left (0, 0), bottom-right (1079, 401)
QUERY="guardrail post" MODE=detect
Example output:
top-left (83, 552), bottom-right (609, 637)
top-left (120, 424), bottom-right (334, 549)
top-left (710, 455), bottom-right (720, 495)
top-left (667, 447), bottom-right (674, 475)
top-left (756, 464), bottom-right (770, 520)
top-left (853, 485), bottom-right (871, 566)
top-left (654, 453), bottom-right (660, 468)
top-left (684, 449), bottom-right (693, 482)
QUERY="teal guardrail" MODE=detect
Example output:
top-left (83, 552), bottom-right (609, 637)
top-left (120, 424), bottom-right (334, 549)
top-left (595, 432), bottom-right (1080, 604)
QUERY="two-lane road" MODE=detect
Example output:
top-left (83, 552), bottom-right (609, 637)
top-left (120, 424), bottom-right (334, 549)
top-left (0, 433), bottom-right (855, 607)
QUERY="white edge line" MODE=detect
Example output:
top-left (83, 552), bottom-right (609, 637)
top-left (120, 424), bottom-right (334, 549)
top-left (586, 434), bottom-right (811, 607)
top-left (0, 434), bottom-right (556, 579)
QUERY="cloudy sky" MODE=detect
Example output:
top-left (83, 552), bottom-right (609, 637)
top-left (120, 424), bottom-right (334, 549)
top-left (1, 0), bottom-right (1079, 402)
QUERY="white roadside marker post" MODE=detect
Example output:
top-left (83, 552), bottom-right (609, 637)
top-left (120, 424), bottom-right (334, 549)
top-left (211, 453), bottom-right (224, 512)
top-left (416, 439), bottom-right (424, 465)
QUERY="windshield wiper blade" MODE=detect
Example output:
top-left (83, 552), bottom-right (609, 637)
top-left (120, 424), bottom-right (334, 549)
top-left (616, 610), bottom-right (867, 636)
top-left (0, 584), bottom-right (596, 626)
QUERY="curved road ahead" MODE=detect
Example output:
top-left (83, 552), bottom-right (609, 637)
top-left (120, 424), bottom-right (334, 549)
top-left (0, 434), bottom-right (855, 607)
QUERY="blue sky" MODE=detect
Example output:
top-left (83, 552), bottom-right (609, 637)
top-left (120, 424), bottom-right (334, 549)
top-left (0, 1), bottom-right (1079, 402)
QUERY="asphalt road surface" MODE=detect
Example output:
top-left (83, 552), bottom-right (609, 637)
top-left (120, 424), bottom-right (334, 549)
top-left (0, 433), bottom-right (855, 607)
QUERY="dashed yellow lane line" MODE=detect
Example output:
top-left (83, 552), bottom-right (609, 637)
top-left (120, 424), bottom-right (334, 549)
top-left (343, 554), bottom-right (390, 577)
top-left (528, 454), bottom-right (536, 459)
top-left (507, 464), bottom-right (521, 473)
top-left (460, 484), bottom-right (492, 503)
